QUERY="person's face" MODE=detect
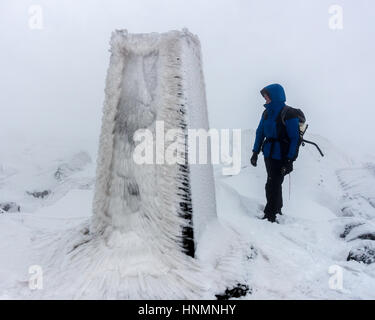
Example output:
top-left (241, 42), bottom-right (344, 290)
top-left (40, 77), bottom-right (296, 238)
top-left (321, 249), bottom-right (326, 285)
top-left (264, 94), bottom-right (271, 104)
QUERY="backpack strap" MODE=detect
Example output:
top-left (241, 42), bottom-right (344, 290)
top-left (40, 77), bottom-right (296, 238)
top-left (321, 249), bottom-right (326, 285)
top-left (280, 106), bottom-right (292, 126)
top-left (275, 106), bottom-right (291, 159)
top-left (262, 106), bottom-right (289, 158)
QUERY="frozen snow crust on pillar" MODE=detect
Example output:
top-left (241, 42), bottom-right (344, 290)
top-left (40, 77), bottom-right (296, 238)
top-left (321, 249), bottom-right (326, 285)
top-left (92, 29), bottom-right (217, 254)
top-left (87, 29), bottom-right (218, 298)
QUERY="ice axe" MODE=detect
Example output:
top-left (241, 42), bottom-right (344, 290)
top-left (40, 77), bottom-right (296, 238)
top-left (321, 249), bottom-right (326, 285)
top-left (301, 138), bottom-right (324, 157)
top-left (300, 124), bottom-right (324, 157)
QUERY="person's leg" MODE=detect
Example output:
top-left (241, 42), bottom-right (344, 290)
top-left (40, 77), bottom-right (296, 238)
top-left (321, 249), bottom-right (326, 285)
top-left (264, 158), bottom-right (273, 217)
top-left (277, 165), bottom-right (284, 214)
top-left (264, 158), bottom-right (284, 222)
top-left (277, 187), bottom-right (283, 214)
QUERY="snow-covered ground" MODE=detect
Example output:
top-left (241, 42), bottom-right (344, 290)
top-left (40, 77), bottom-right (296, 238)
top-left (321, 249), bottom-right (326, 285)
top-left (0, 130), bottom-right (375, 299)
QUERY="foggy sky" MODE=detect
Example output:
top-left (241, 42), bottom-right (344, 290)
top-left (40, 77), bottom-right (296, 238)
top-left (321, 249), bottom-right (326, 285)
top-left (1, 0), bottom-right (374, 158)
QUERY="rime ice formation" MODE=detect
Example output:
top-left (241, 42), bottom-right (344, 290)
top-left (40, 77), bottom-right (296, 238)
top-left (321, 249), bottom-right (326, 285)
top-left (25, 29), bottom-right (220, 299)
top-left (92, 29), bottom-right (217, 256)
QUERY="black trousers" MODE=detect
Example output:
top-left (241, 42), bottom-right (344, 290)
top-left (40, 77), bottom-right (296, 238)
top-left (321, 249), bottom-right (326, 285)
top-left (264, 157), bottom-right (284, 217)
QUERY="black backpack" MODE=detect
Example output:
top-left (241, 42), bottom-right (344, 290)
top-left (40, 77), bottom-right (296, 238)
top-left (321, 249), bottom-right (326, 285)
top-left (279, 106), bottom-right (307, 160)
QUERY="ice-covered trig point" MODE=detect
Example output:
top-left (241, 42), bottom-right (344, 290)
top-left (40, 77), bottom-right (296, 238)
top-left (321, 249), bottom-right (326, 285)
top-left (90, 29), bottom-right (217, 298)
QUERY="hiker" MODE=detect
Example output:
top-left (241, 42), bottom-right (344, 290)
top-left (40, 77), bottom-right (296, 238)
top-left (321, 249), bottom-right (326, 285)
top-left (250, 84), bottom-right (300, 223)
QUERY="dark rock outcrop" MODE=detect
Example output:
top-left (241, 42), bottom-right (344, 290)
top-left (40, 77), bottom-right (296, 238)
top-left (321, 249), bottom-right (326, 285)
top-left (340, 223), bottom-right (364, 239)
top-left (354, 233), bottom-right (375, 241)
top-left (347, 244), bottom-right (375, 264)
top-left (27, 190), bottom-right (50, 199)
top-left (215, 283), bottom-right (251, 300)
top-left (0, 202), bottom-right (20, 213)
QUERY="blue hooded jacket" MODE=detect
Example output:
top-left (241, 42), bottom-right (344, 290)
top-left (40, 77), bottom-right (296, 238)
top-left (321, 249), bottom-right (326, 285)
top-left (252, 84), bottom-right (300, 160)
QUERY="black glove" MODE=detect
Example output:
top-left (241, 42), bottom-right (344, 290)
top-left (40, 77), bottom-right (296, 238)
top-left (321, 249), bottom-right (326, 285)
top-left (250, 152), bottom-right (258, 167)
top-left (281, 159), bottom-right (293, 176)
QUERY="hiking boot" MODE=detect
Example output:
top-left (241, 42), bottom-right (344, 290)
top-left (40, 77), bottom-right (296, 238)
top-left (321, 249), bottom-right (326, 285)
top-left (262, 213), bottom-right (277, 223)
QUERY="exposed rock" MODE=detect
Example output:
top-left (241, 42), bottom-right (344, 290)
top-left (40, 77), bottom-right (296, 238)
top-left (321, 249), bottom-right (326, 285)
top-left (355, 233), bottom-right (375, 241)
top-left (344, 223), bottom-right (375, 241)
top-left (340, 206), bottom-right (355, 217)
top-left (215, 283), bottom-right (251, 300)
top-left (340, 223), bottom-right (364, 239)
top-left (246, 245), bottom-right (258, 261)
top-left (27, 190), bottom-right (51, 199)
top-left (0, 202), bottom-right (20, 213)
top-left (347, 243), bottom-right (375, 264)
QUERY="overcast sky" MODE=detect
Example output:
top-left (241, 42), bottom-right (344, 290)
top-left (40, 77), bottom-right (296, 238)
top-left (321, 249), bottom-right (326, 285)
top-left (1, 0), bottom-right (374, 158)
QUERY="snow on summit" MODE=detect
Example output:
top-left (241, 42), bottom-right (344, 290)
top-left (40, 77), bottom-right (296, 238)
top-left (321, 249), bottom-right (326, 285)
top-left (0, 128), bottom-right (375, 299)
top-left (1, 0), bottom-right (375, 302)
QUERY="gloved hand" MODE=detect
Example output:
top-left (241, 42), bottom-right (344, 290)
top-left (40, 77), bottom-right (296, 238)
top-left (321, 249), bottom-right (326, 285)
top-left (281, 159), bottom-right (293, 175)
top-left (250, 152), bottom-right (258, 167)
